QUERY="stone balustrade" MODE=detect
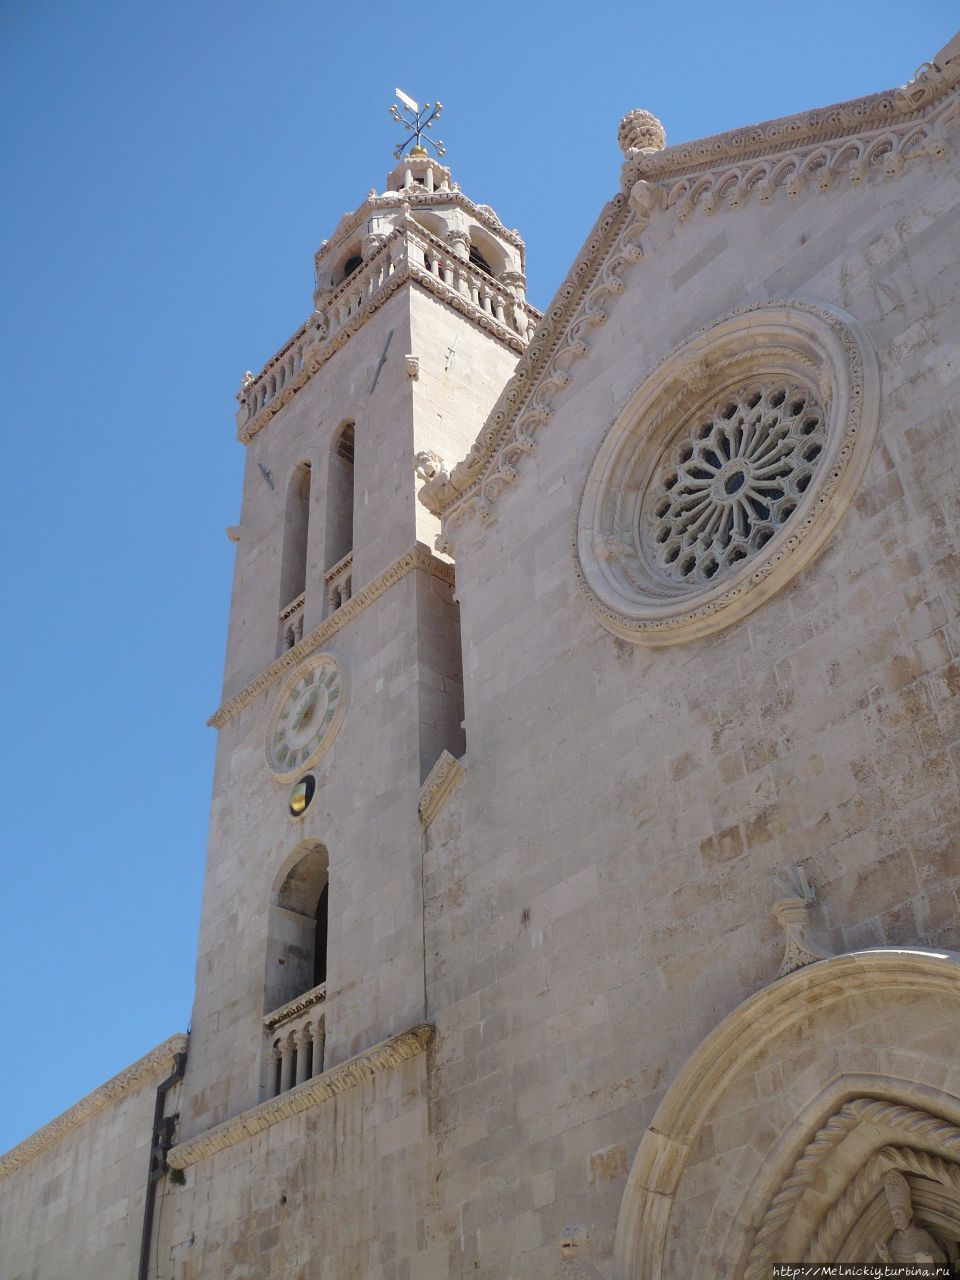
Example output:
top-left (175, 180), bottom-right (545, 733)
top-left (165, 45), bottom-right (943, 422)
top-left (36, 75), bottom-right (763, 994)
top-left (278, 591), bottom-right (305, 651)
top-left (236, 224), bottom-right (541, 437)
top-left (263, 983), bottom-right (326, 1098)
top-left (241, 329), bottom-right (312, 420)
top-left (325, 251), bottom-right (401, 342)
top-left (414, 233), bottom-right (531, 336)
top-left (324, 552), bottom-right (353, 615)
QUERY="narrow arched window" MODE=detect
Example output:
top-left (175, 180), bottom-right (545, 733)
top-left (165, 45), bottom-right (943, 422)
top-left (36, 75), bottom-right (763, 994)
top-left (280, 462), bottom-right (311, 604)
top-left (324, 422), bottom-right (355, 614)
top-left (278, 462), bottom-right (312, 652)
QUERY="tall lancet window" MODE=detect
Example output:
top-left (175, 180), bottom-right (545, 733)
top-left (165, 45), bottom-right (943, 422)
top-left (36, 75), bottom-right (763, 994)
top-left (324, 421), bottom-right (355, 614)
top-left (278, 461), bottom-right (311, 652)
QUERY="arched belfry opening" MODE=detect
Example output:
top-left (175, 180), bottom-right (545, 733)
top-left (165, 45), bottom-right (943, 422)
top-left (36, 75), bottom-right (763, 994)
top-left (264, 840), bottom-right (329, 1015)
top-left (468, 243), bottom-right (493, 276)
top-left (467, 225), bottom-right (507, 278)
top-left (278, 461), bottom-right (312, 651)
top-left (324, 420), bottom-right (355, 614)
top-left (263, 842), bottom-right (331, 1098)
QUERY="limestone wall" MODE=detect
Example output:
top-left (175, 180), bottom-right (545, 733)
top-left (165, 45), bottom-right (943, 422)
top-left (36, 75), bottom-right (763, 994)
top-left (159, 1050), bottom-right (432, 1280)
top-left (418, 143), bottom-right (960, 1275)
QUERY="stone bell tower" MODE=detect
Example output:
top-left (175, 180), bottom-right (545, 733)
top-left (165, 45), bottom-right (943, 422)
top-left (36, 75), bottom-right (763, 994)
top-left (174, 135), bottom-right (539, 1151)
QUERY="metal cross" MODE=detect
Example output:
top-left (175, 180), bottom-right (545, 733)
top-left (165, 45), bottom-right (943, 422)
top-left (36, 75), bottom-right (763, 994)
top-left (389, 89), bottom-right (446, 160)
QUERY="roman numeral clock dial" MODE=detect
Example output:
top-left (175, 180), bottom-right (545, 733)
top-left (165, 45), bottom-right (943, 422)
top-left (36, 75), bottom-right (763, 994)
top-left (265, 654), bottom-right (347, 780)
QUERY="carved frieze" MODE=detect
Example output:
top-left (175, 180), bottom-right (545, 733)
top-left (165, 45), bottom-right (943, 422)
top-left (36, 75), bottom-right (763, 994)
top-left (166, 1024), bottom-right (433, 1169)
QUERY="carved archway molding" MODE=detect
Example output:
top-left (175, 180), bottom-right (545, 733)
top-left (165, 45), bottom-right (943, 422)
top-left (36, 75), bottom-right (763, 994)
top-left (747, 1103), bottom-right (960, 1276)
top-left (612, 947), bottom-right (960, 1279)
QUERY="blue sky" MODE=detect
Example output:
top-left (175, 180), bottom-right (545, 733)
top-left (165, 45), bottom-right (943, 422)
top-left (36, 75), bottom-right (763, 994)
top-left (0, 0), bottom-right (953, 1153)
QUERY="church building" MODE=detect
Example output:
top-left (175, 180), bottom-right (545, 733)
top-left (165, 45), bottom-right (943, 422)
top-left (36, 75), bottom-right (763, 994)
top-left (3, 32), bottom-right (960, 1278)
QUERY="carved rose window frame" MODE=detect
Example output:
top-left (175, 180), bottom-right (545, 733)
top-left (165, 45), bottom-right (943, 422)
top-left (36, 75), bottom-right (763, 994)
top-left (575, 300), bottom-right (881, 645)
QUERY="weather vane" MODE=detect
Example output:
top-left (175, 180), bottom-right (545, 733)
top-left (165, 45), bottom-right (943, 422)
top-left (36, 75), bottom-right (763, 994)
top-left (389, 89), bottom-right (446, 159)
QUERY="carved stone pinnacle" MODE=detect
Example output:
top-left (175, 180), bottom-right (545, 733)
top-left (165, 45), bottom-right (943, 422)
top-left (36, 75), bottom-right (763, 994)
top-left (618, 108), bottom-right (666, 157)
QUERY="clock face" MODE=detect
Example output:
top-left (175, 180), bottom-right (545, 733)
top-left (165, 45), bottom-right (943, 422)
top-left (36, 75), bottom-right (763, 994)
top-left (266, 655), bottom-right (345, 779)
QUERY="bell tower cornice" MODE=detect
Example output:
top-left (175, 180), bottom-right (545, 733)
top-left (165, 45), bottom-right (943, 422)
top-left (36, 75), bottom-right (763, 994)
top-left (235, 158), bottom-right (539, 447)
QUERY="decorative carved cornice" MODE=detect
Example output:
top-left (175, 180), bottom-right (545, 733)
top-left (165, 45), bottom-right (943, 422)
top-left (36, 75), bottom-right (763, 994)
top-left (419, 55), bottom-right (960, 546)
top-left (209, 544), bottom-right (454, 728)
top-left (262, 982), bottom-right (326, 1031)
top-left (622, 50), bottom-right (960, 186)
top-left (167, 1024), bottom-right (433, 1169)
top-left (418, 189), bottom-right (644, 536)
top-left (419, 749), bottom-right (465, 826)
top-left (0, 1033), bottom-right (188, 1180)
top-left (278, 590), bottom-right (305, 623)
top-left (628, 92), bottom-right (958, 226)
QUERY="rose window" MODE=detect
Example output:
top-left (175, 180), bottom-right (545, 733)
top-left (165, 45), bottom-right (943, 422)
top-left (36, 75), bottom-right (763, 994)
top-left (641, 382), bottom-right (826, 588)
top-left (574, 301), bottom-right (880, 645)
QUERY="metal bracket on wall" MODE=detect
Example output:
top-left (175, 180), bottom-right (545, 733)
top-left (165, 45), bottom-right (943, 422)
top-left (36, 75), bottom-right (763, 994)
top-left (371, 329), bottom-right (394, 393)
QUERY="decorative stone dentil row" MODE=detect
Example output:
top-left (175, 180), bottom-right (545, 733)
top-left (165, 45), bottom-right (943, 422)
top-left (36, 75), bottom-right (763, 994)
top-left (262, 981), bottom-right (327, 1032)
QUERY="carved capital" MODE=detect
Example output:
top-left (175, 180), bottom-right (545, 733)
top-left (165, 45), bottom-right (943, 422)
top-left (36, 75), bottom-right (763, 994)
top-left (774, 896), bottom-right (833, 978)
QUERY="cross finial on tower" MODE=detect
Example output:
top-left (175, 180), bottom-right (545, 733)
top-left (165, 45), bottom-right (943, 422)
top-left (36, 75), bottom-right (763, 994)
top-left (389, 89), bottom-right (446, 159)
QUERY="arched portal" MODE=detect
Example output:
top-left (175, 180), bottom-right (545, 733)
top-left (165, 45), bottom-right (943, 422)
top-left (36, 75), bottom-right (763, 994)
top-left (613, 948), bottom-right (960, 1279)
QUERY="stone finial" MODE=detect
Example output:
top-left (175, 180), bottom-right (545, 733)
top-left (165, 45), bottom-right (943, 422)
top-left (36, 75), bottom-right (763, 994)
top-left (618, 108), bottom-right (666, 157)
top-left (773, 896), bottom-right (832, 978)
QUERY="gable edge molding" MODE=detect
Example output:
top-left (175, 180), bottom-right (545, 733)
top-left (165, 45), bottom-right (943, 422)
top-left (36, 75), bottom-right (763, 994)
top-left (418, 65), bottom-right (960, 548)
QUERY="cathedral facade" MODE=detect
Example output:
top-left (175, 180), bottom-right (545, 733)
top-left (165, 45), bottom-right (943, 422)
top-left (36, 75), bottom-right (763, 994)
top-left (3, 34), bottom-right (960, 1279)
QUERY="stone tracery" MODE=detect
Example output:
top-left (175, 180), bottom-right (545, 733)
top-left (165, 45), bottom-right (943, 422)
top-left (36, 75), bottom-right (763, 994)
top-left (641, 380), bottom-right (826, 588)
top-left (575, 300), bottom-right (880, 645)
